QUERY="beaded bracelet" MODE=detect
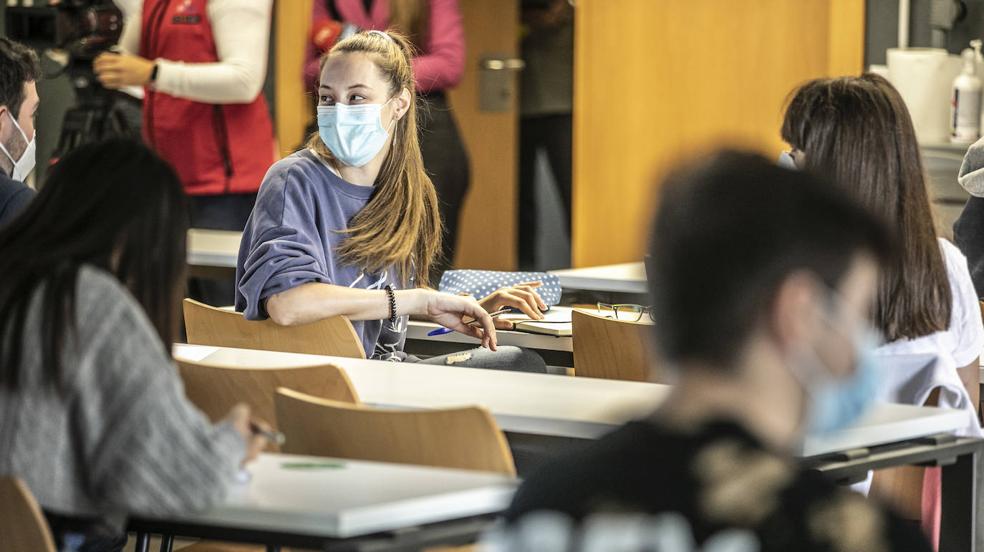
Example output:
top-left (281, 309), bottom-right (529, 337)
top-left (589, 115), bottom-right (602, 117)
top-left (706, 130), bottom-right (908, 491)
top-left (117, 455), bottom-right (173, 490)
top-left (384, 284), bottom-right (397, 324)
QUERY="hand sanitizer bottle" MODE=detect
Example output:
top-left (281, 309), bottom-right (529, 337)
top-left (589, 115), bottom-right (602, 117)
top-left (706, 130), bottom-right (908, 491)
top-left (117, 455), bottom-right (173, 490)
top-left (952, 41), bottom-right (983, 144)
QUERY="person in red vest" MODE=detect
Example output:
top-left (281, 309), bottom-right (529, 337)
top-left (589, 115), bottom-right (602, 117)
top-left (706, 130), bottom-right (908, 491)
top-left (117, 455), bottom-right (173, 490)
top-left (93, 0), bottom-right (274, 229)
top-left (94, 0), bottom-right (275, 305)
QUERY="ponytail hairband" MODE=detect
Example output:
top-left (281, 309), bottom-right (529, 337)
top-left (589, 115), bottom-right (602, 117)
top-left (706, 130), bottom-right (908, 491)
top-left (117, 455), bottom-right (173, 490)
top-left (367, 30), bottom-right (396, 44)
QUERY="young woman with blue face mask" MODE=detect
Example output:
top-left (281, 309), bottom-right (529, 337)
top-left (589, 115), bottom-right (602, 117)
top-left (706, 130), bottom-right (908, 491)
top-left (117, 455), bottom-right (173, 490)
top-left (236, 30), bottom-right (547, 371)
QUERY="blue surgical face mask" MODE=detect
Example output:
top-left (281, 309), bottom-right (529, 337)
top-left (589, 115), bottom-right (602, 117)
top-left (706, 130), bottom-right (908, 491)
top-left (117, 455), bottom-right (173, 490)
top-left (791, 294), bottom-right (882, 435)
top-left (802, 327), bottom-right (881, 434)
top-left (317, 99), bottom-right (395, 167)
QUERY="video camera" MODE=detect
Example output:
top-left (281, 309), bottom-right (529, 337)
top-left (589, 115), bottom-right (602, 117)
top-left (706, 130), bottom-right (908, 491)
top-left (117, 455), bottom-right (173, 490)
top-left (6, 1), bottom-right (131, 162)
top-left (6, 0), bottom-right (123, 62)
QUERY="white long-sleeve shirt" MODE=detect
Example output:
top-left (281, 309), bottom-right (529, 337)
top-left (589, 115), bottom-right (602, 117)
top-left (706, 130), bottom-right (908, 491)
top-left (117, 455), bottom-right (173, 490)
top-left (116, 0), bottom-right (273, 104)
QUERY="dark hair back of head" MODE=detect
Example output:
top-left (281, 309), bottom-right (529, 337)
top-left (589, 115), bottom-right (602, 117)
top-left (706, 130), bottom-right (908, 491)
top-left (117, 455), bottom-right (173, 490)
top-left (0, 139), bottom-right (188, 391)
top-left (0, 38), bottom-right (40, 118)
top-left (781, 74), bottom-right (949, 341)
top-left (649, 150), bottom-right (892, 368)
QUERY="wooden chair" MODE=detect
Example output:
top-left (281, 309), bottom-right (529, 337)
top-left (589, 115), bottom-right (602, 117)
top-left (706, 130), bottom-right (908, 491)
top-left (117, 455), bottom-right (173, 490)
top-left (177, 359), bottom-right (359, 427)
top-left (572, 309), bottom-right (660, 382)
top-left (169, 359), bottom-right (353, 552)
top-left (183, 298), bottom-right (366, 359)
top-left (0, 477), bottom-right (56, 552)
top-left (274, 388), bottom-right (516, 476)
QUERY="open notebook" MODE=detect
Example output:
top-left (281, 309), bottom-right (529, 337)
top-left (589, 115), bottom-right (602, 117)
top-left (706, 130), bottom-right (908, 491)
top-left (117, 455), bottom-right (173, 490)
top-left (499, 306), bottom-right (573, 337)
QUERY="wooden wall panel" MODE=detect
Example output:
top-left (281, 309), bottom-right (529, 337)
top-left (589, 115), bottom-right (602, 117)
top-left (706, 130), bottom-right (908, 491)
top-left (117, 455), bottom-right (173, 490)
top-left (275, 0), bottom-right (315, 157)
top-left (572, 0), bottom-right (865, 267)
top-left (447, 0), bottom-right (520, 271)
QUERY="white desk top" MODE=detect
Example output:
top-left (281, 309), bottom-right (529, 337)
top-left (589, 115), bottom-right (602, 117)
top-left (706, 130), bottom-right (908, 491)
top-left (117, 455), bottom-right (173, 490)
top-left (174, 344), bottom-right (663, 439)
top-left (549, 262), bottom-right (647, 294)
top-left (797, 402), bottom-right (966, 457)
top-left (187, 229), bottom-right (242, 269)
top-left (406, 321), bottom-right (573, 353)
top-left (152, 453), bottom-right (515, 539)
top-left (174, 344), bottom-right (966, 453)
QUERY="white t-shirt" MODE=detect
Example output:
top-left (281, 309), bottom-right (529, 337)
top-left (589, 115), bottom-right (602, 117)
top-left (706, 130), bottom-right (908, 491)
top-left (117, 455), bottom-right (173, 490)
top-left (877, 238), bottom-right (984, 366)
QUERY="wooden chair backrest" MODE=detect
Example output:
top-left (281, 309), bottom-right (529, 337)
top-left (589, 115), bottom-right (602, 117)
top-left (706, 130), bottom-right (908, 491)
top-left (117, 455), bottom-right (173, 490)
top-left (183, 299), bottom-right (366, 359)
top-left (572, 309), bottom-right (657, 382)
top-left (274, 388), bottom-right (516, 476)
top-left (0, 477), bottom-right (56, 552)
top-left (177, 360), bottom-right (360, 426)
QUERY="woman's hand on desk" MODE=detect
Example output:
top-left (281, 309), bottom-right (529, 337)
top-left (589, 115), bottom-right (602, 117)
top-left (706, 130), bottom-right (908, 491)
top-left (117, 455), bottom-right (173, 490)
top-left (412, 290), bottom-right (498, 350)
top-left (480, 282), bottom-right (547, 329)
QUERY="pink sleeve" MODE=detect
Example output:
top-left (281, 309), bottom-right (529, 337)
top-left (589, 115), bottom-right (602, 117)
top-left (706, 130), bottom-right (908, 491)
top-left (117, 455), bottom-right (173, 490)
top-left (412, 0), bottom-right (465, 94)
top-left (304, 1), bottom-right (333, 92)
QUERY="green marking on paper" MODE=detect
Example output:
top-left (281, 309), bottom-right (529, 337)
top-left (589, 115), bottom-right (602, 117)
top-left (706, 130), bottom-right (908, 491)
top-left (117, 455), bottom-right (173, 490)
top-left (281, 461), bottom-right (346, 470)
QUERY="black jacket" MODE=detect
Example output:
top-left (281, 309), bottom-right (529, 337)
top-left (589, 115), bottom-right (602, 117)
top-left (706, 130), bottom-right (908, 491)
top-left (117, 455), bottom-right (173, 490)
top-left (0, 172), bottom-right (33, 227)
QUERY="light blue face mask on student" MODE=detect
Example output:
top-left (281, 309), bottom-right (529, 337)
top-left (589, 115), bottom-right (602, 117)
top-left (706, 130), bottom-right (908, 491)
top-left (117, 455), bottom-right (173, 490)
top-left (317, 100), bottom-right (395, 167)
top-left (802, 327), bottom-right (881, 434)
top-left (792, 294), bottom-right (882, 435)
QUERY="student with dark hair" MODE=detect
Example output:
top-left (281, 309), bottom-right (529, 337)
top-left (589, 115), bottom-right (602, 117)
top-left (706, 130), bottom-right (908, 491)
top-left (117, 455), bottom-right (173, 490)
top-left (782, 74), bottom-right (983, 543)
top-left (781, 75), bottom-right (981, 399)
top-left (496, 152), bottom-right (930, 551)
top-left (0, 140), bottom-right (268, 551)
top-left (0, 37), bottom-right (40, 225)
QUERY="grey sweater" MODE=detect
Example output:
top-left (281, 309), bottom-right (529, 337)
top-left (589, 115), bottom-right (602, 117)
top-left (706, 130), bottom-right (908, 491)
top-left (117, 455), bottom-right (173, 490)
top-left (0, 266), bottom-right (245, 529)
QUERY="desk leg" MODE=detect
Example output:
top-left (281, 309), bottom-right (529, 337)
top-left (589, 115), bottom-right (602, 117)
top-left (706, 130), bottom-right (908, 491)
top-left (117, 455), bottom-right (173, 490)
top-left (941, 450), bottom-right (977, 552)
top-left (159, 534), bottom-right (173, 552)
top-left (133, 532), bottom-right (151, 552)
top-left (265, 546), bottom-right (281, 552)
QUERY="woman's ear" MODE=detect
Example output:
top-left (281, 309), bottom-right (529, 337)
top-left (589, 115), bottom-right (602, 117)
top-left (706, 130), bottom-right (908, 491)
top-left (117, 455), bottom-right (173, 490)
top-left (393, 87), bottom-right (412, 121)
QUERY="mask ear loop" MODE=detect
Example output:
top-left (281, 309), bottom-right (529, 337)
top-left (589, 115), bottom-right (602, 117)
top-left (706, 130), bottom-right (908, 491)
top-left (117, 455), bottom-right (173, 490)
top-left (385, 96), bottom-right (401, 148)
top-left (0, 110), bottom-right (26, 172)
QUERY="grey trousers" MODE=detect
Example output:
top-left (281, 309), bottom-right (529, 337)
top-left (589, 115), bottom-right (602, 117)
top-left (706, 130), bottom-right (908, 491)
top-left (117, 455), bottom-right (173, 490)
top-left (416, 345), bottom-right (548, 373)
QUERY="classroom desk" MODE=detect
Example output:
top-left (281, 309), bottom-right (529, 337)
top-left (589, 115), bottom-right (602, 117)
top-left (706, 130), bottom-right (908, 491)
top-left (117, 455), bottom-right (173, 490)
top-left (128, 452), bottom-right (516, 551)
top-left (405, 319), bottom-right (573, 367)
top-left (549, 262), bottom-right (647, 294)
top-left (187, 229), bottom-right (241, 270)
top-left (175, 344), bottom-right (965, 452)
top-left (174, 343), bottom-right (661, 439)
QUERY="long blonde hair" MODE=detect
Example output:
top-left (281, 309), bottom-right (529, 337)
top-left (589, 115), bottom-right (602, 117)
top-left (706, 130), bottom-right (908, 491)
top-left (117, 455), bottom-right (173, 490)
top-left (307, 30), bottom-right (442, 286)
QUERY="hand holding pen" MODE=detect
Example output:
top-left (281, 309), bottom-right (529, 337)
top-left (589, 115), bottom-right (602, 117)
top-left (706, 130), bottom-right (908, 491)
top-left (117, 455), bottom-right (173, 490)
top-left (428, 307), bottom-right (513, 336)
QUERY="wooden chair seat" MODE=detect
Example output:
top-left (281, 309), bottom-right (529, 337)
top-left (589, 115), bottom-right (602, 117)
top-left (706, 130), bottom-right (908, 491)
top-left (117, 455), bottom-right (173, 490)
top-left (572, 308), bottom-right (658, 382)
top-left (183, 299), bottom-right (365, 359)
top-left (274, 388), bottom-right (516, 476)
top-left (178, 359), bottom-right (359, 454)
top-left (0, 477), bottom-right (56, 552)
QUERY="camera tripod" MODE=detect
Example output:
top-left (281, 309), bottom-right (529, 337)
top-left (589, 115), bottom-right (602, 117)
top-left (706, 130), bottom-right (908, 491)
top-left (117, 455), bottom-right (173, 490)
top-left (50, 63), bottom-right (140, 165)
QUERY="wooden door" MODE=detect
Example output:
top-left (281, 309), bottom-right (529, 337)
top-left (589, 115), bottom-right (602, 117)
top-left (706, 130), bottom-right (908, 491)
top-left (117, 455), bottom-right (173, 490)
top-left (275, 0), bottom-right (315, 157)
top-left (571, 0), bottom-right (865, 266)
top-left (447, 0), bottom-right (520, 270)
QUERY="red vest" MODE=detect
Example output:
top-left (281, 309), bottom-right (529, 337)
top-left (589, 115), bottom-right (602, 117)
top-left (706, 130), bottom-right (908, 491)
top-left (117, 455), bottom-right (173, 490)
top-left (140, 0), bottom-right (274, 196)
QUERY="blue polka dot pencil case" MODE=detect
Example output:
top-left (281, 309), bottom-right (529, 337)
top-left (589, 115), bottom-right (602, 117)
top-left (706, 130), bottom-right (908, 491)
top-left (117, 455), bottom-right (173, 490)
top-left (437, 270), bottom-right (563, 306)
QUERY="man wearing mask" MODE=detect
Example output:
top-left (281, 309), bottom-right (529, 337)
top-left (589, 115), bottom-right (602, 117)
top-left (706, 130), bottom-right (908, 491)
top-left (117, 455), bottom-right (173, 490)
top-left (494, 152), bottom-right (931, 551)
top-left (0, 38), bottom-right (39, 226)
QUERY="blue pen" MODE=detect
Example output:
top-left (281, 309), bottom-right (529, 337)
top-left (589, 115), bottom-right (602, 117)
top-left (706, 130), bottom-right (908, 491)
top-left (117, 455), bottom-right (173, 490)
top-left (427, 307), bottom-right (513, 336)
